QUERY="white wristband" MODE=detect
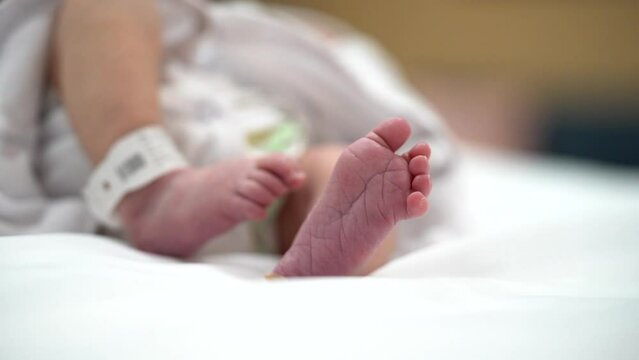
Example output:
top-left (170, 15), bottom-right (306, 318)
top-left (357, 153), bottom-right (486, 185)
top-left (83, 126), bottom-right (188, 228)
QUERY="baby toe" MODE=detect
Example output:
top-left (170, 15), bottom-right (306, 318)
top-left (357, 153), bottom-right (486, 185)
top-left (237, 179), bottom-right (276, 207)
top-left (257, 154), bottom-right (306, 189)
top-left (408, 143), bottom-right (431, 159)
top-left (406, 191), bottom-right (429, 218)
top-left (411, 174), bottom-right (432, 196)
top-left (249, 170), bottom-right (289, 197)
top-left (408, 155), bottom-right (429, 176)
top-left (233, 195), bottom-right (267, 220)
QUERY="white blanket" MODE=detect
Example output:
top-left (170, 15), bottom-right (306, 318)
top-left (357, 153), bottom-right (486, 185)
top-left (1, 151), bottom-right (638, 359)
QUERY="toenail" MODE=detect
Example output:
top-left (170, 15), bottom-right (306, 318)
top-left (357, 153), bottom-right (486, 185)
top-left (289, 171), bottom-right (305, 181)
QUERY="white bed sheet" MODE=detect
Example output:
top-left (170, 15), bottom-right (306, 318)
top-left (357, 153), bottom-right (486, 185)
top-left (1, 149), bottom-right (638, 359)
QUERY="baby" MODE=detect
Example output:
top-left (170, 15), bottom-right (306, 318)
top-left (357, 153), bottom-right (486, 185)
top-left (50, 0), bottom-right (433, 276)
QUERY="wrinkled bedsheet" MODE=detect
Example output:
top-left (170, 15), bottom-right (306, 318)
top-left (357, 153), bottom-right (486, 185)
top-left (1, 150), bottom-right (638, 359)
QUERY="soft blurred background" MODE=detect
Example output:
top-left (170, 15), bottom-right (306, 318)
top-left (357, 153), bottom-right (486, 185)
top-left (266, 0), bottom-right (639, 166)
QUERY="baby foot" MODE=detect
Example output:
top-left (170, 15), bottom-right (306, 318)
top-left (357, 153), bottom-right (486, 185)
top-left (119, 154), bottom-right (306, 258)
top-left (273, 118), bottom-right (431, 276)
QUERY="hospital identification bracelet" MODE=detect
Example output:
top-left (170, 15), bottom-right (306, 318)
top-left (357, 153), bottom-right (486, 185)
top-left (83, 126), bottom-right (188, 228)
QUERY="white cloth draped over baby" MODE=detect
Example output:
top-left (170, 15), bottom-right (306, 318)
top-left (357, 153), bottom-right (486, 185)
top-left (0, 0), bottom-right (458, 256)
